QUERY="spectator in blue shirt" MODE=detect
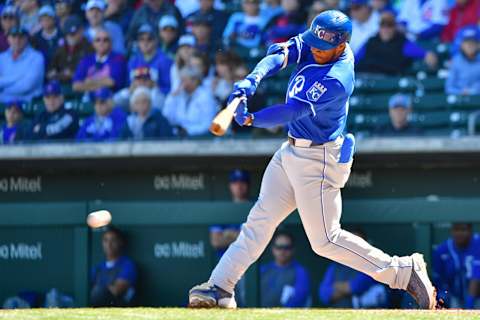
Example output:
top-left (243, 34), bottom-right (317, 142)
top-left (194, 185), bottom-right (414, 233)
top-left (30, 80), bottom-right (78, 141)
top-left (122, 86), bottom-right (173, 139)
top-left (186, 0), bottom-right (229, 43)
top-left (0, 6), bottom-right (19, 52)
top-left (104, 0), bottom-right (133, 33)
top-left (0, 101), bottom-right (28, 144)
top-left (319, 229), bottom-right (389, 308)
top-left (260, 231), bottom-right (311, 308)
top-left (264, 0), bottom-right (306, 46)
top-left (0, 26), bottom-right (44, 103)
top-left (397, 0), bottom-right (450, 40)
top-left (158, 15), bottom-right (179, 59)
top-left (84, 0), bottom-right (126, 55)
top-left (446, 28), bottom-right (480, 95)
top-left (356, 12), bottom-right (438, 75)
top-left (128, 24), bottom-right (172, 95)
top-left (73, 27), bottom-right (127, 95)
top-left (31, 5), bottom-right (63, 66)
top-left (433, 223), bottom-right (480, 309)
top-left (189, 15), bottom-right (220, 59)
top-left (90, 226), bottom-right (137, 307)
top-left (76, 88), bottom-right (126, 142)
top-left (19, 0), bottom-right (41, 35)
top-left (54, 0), bottom-right (73, 32)
top-left (126, 0), bottom-right (183, 46)
top-left (223, 0), bottom-right (269, 49)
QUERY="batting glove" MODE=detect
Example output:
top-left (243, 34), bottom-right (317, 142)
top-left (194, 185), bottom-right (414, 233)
top-left (233, 76), bottom-right (257, 97)
top-left (233, 97), bottom-right (254, 127)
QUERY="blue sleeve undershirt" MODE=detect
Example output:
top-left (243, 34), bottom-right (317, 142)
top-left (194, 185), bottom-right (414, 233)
top-left (252, 102), bottom-right (312, 128)
top-left (284, 264), bottom-right (310, 307)
top-left (319, 264), bottom-right (336, 305)
top-left (418, 24), bottom-right (444, 40)
top-left (403, 41), bottom-right (427, 59)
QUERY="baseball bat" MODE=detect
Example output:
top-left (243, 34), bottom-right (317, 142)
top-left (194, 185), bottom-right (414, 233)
top-left (209, 97), bottom-right (242, 136)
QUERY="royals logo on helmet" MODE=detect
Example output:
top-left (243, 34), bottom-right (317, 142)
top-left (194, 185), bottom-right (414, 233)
top-left (306, 81), bottom-right (327, 102)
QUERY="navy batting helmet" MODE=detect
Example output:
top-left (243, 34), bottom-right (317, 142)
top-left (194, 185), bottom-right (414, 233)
top-left (301, 10), bottom-right (352, 50)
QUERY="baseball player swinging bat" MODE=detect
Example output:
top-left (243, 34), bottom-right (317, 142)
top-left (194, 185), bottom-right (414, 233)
top-left (189, 10), bottom-right (437, 310)
top-left (209, 97), bottom-right (243, 136)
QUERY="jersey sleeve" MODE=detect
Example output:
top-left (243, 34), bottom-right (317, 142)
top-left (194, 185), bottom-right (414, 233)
top-left (117, 258), bottom-right (137, 285)
top-left (266, 36), bottom-right (304, 67)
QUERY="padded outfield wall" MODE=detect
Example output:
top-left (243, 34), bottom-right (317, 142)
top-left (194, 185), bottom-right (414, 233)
top-left (0, 137), bottom-right (479, 307)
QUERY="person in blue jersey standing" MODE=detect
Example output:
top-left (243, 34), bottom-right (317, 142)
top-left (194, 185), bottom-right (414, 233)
top-left (189, 10), bottom-right (437, 310)
top-left (433, 223), bottom-right (480, 309)
top-left (260, 231), bottom-right (311, 308)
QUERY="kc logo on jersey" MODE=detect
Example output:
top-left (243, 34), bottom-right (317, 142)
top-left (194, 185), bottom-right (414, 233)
top-left (306, 81), bottom-right (327, 102)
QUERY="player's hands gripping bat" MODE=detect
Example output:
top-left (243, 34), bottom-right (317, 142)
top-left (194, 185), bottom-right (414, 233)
top-left (209, 93), bottom-right (244, 136)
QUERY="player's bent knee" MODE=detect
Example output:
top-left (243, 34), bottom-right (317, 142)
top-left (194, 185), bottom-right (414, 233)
top-left (309, 228), bottom-right (343, 257)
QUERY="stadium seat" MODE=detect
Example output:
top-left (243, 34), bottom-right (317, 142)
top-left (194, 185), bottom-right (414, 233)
top-left (412, 94), bottom-right (448, 111)
top-left (411, 111), bottom-right (450, 128)
top-left (446, 95), bottom-right (480, 110)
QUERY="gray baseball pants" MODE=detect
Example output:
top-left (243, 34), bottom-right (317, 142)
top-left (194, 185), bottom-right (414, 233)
top-left (210, 138), bottom-right (413, 294)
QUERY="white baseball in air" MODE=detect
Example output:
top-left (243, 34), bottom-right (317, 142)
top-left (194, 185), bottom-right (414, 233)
top-left (87, 210), bottom-right (112, 228)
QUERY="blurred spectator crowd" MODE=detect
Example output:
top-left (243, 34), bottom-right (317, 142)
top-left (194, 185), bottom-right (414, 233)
top-left (0, 0), bottom-right (479, 144)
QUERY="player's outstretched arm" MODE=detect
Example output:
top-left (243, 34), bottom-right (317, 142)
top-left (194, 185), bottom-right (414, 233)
top-left (234, 42), bottom-right (292, 97)
top-left (234, 101), bottom-right (311, 128)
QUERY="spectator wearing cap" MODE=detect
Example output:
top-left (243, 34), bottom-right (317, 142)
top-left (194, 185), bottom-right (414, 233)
top-left (397, 0), bottom-right (450, 40)
top-left (229, 169), bottom-right (251, 203)
top-left (127, 0), bottom-right (183, 46)
top-left (76, 87), bottom-right (127, 141)
top-left (104, 0), bottom-right (133, 33)
top-left (374, 94), bottom-right (423, 136)
top-left (158, 15), bottom-right (179, 59)
top-left (223, 0), bottom-right (269, 49)
top-left (85, 0), bottom-right (125, 55)
top-left (442, 0), bottom-right (480, 43)
top-left (29, 80), bottom-right (78, 141)
top-left (128, 24), bottom-right (172, 95)
top-left (163, 66), bottom-right (217, 136)
top-left (170, 34), bottom-right (196, 93)
top-left (261, 231), bottom-right (311, 308)
top-left (19, 0), bottom-right (41, 35)
top-left (122, 86), bottom-right (173, 140)
top-left (0, 101), bottom-right (28, 144)
top-left (73, 27), bottom-right (126, 95)
top-left (189, 15), bottom-right (219, 59)
top-left (186, 0), bottom-right (229, 43)
top-left (0, 26), bottom-right (44, 103)
top-left (113, 66), bottom-right (165, 111)
top-left (54, 0), bottom-right (74, 31)
top-left (356, 12), bottom-right (438, 75)
top-left (0, 6), bottom-right (19, 52)
top-left (32, 5), bottom-right (63, 65)
top-left (446, 28), bottom-right (480, 95)
top-left (48, 15), bottom-right (93, 84)
top-left (349, 0), bottom-right (380, 54)
top-left (265, 0), bottom-right (306, 46)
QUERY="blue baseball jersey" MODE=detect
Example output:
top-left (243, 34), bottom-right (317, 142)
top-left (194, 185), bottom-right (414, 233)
top-left (432, 234), bottom-right (480, 307)
top-left (282, 36), bottom-right (355, 144)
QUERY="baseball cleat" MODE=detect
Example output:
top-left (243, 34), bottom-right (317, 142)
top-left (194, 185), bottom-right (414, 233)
top-left (406, 253), bottom-right (437, 309)
top-left (188, 282), bottom-right (237, 309)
